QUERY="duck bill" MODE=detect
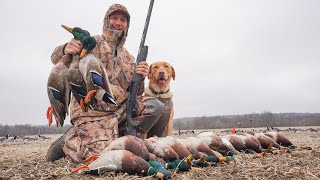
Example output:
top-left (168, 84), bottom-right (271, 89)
top-left (80, 49), bottom-right (87, 58)
top-left (61, 24), bottom-right (73, 33)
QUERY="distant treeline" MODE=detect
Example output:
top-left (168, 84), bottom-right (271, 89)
top-left (174, 112), bottom-right (320, 130)
top-left (0, 124), bottom-right (72, 136)
top-left (1, 112), bottom-right (319, 136)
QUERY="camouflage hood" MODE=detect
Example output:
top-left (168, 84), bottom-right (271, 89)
top-left (102, 4), bottom-right (130, 48)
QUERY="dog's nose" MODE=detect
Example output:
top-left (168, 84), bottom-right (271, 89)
top-left (159, 71), bottom-right (165, 75)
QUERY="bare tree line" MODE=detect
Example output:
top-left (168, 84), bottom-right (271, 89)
top-left (0, 124), bottom-right (72, 136)
top-left (174, 112), bottom-right (320, 130)
top-left (1, 112), bottom-right (319, 136)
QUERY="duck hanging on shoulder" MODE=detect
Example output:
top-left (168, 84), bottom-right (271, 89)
top-left (46, 55), bottom-right (71, 126)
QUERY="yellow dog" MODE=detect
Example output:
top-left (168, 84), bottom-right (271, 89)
top-left (144, 61), bottom-right (175, 137)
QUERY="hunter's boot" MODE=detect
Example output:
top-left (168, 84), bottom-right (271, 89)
top-left (46, 127), bottom-right (74, 162)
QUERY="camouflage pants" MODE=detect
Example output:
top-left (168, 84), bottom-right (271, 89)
top-left (63, 96), bottom-right (164, 163)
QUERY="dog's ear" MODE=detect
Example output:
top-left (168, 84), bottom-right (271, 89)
top-left (171, 66), bottom-right (176, 80)
top-left (148, 64), bottom-right (153, 79)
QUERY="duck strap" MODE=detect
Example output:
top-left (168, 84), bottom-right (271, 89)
top-left (126, 0), bottom-right (155, 136)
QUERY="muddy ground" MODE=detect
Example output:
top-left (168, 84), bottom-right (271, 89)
top-left (0, 128), bottom-right (319, 180)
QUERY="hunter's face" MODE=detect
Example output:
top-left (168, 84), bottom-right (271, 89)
top-left (109, 11), bottom-right (128, 36)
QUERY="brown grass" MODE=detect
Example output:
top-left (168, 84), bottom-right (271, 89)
top-left (0, 130), bottom-right (320, 180)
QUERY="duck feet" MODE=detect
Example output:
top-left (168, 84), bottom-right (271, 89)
top-left (85, 90), bottom-right (97, 104)
top-left (72, 165), bottom-right (90, 173)
top-left (80, 98), bottom-right (88, 112)
top-left (46, 106), bottom-right (53, 126)
top-left (83, 155), bottom-right (99, 163)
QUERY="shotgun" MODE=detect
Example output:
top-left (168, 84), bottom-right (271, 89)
top-left (126, 0), bottom-right (155, 135)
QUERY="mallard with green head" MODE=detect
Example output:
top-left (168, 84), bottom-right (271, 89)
top-left (73, 150), bottom-right (171, 179)
top-left (61, 25), bottom-right (96, 58)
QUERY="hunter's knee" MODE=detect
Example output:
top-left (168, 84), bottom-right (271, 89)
top-left (145, 98), bottom-right (164, 118)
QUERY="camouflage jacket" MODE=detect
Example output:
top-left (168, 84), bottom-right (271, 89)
top-left (51, 4), bottom-right (144, 123)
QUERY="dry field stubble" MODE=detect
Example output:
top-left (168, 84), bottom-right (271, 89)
top-left (0, 128), bottom-right (320, 180)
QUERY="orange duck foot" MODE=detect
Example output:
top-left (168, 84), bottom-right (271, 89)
top-left (72, 165), bottom-right (90, 173)
top-left (85, 90), bottom-right (97, 104)
top-left (80, 99), bottom-right (88, 112)
top-left (84, 155), bottom-right (99, 163)
top-left (46, 106), bottom-right (53, 126)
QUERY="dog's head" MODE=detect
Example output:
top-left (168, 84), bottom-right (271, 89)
top-left (148, 61), bottom-right (175, 90)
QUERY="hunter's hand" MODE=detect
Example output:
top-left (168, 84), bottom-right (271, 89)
top-left (64, 39), bottom-right (82, 55)
top-left (135, 61), bottom-right (149, 79)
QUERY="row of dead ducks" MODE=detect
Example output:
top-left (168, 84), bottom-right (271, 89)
top-left (72, 131), bottom-right (294, 179)
top-left (0, 134), bottom-right (51, 143)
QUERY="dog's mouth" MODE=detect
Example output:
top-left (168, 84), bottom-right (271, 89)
top-left (157, 77), bottom-right (167, 84)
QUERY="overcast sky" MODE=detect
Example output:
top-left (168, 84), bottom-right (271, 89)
top-left (0, 0), bottom-right (319, 125)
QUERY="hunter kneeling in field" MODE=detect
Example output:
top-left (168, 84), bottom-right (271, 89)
top-left (46, 4), bottom-right (165, 163)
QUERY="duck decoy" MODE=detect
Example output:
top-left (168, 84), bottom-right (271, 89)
top-left (0, 134), bottom-right (10, 143)
top-left (38, 134), bottom-right (50, 141)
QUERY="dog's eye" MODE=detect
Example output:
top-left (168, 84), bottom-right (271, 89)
top-left (154, 66), bottom-right (159, 69)
top-left (164, 65), bottom-right (169, 68)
